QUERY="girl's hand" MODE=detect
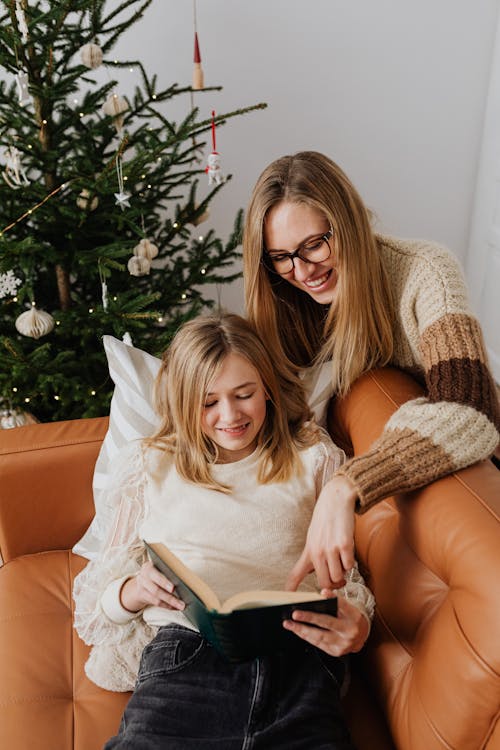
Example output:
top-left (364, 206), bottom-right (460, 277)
top-left (286, 475), bottom-right (358, 590)
top-left (120, 560), bottom-right (185, 613)
top-left (283, 592), bottom-right (369, 656)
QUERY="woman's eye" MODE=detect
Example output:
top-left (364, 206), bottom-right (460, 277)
top-left (237, 393), bottom-right (253, 400)
top-left (303, 238), bottom-right (323, 251)
top-left (204, 401), bottom-right (216, 408)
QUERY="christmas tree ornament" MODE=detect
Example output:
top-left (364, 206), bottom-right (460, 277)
top-left (0, 406), bottom-right (37, 429)
top-left (15, 305), bottom-right (55, 339)
top-left (80, 42), bottom-right (103, 69)
top-left (103, 93), bottom-right (129, 133)
top-left (2, 145), bottom-right (29, 188)
top-left (192, 32), bottom-right (204, 90)
top-left (206, 111), bottom-right (224, 185)
top-left (191, 203), bottom-right (210, 225)
top-left (192, 0), bottom-right (204, 90)
top-left (0, 269), bottom-right (22, 298)
top-left (133, 238), bottom-right (159, 260)
top-left (114, 155), bottom-right (131, 210)
top-left (15, 0), bottom-right (29, 44)
top-left (16, 69), bottom-right (30, 105)
top-left (76, 188), bottom-right (99, 210)
top-left (127, 255), bottom-right (151, 276)
top-left (101, 280), bottom-right (109, 311)
top-left (122, 332), bottom-right (133, 346)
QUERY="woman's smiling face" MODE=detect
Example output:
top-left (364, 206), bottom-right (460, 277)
top-left (263, 201), bottom-right (338, 305)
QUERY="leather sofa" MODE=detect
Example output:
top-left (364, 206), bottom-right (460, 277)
top-left (0, 368), bottom-right (498, 750)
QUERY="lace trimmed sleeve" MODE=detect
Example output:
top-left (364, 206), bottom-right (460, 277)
top-left (73, 440), bottom-right (149, 647)
top-left (312, 432), bottom-right (376, 624)
top-left (313, 429), bottom-right (346, 496)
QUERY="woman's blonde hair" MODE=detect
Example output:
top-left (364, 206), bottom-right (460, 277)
top-left (243, 151), bottom-right (394, 396)
top-left (146, 313), bottom-right (317, 493)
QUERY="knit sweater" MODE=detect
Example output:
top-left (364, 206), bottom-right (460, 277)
top-left (303, 235), bottom-right (499, 511)
top-left (73, 432), bottom-right (375, 692)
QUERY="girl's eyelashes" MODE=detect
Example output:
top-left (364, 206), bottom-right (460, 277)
top-left (203, 392), bottom-right (254, 408)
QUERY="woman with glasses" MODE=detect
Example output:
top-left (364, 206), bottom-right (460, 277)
top-left (243, 150), bottom-right (500, 592)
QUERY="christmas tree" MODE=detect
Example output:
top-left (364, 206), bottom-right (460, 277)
top-left (0, 0), bottom-right (265, 424)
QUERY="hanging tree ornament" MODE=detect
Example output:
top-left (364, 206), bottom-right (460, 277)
top-left (192, 32), bottom-right (204, 90)
top-left (127, 255), bottom-right (151, 276)
top-left (0, 269), bottom-right (22, 298)
top-left (98, 263), bottom-right (109, 311)
top-left (133, 238), bottom-right (159, 260)
top-left (76, 188), bottom-right (98, 211)
top-left (80, 42), bottom-right (103, 69)
top-left (114, 155), bottom-right (131, 210)
top-left (103, 93), bottom-right (129, 134)
top-left (16, 69), bottom-right (30, 105)
top-left (205, 110), bottom-right (225, 185)
top-left (191, 203), bottom-right (210, 226)
top-left (192, 0), bottom-right (204, 89)
top-left (14, 0), bottom-right (29, 44)
top-left (15, 303), bottom-right (55, 339)
top-left (2, 145), bottom-right (29, 188)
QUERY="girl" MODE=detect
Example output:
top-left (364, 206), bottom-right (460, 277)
top-left (73, 313), bottom-right (374, 750)
top-left (243, 150), bottom-right (500, 592)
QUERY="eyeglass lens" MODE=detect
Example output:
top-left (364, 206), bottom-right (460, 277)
top-left (265, 231), bottom-right (332, 275)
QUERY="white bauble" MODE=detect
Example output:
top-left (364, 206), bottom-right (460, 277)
top-left (127, 256), bottom-right (151, 276)
top-left (80, 43), bottom-right (103, 69)
top-left (102, 93), bottom-right (129, 117)
top-left (15, 306), bottom-right (55, 339)
top-left (133, 238), bottom-right (159, 260)
top-left (77, 189), bottom-right (98, 211)
top-left (103, 93), bottom-right (129, 132)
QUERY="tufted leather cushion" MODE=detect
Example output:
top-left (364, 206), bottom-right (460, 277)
top-left (0, 551), bottom-right (128, 750)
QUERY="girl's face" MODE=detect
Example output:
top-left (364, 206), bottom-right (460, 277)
top-left (263, 201), bottom-right (338, 304)
top-left (201, 352), bottom-right (268, 463)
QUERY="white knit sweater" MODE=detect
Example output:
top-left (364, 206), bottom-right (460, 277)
top-left (73, 432), bottom-right (375, 691)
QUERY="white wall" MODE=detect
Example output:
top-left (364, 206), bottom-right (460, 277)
top-left (111, 0), bottom-right (499, 313)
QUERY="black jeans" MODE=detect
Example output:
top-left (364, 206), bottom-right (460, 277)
top-left (104, 625), bottom-right (355, 750)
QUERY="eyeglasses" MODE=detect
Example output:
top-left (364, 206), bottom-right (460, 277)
top-left (262, 229), bottom-right (333, 276)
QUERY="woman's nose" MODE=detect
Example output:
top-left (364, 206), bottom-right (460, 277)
top-left (292, 256), bottom-right (314, 281)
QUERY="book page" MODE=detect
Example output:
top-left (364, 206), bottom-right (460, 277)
top-left (220, 589), bottom-right (324, 614)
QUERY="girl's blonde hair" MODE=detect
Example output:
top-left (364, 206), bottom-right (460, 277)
top-left (146, 313), bottom-right (317, 493)
top-left (243, 151), bottom-right (394, 396)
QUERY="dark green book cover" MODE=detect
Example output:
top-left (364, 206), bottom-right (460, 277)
top-left (145, 541), bottom-right (338, 663)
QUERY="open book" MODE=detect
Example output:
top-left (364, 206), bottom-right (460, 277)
top-left (145, 541), bottom-right (337, 663)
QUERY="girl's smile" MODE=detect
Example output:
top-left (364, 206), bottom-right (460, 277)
top-left (202, 352), bottom-right (268, 463)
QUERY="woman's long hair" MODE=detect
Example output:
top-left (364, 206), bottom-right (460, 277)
top-left (146, 313), bottom-right (318, 493)
top-left (243, 151), bottom-right (394, 396)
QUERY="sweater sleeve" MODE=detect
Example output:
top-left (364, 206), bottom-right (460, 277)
top-left (337, 241), bottom-right (500, 511)
top-left (313, 435), bottom-right (376, 624)
top-left (73, 440), bottom-right (150, 646)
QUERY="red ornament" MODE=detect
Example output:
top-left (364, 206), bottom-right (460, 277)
top-left (192, 32), bottom-right (204, 90)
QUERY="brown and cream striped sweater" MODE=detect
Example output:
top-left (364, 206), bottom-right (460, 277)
top-left (336, 235), bottom-right (500, 511)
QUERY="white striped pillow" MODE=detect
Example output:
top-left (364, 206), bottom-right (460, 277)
top-left (73, 335), bottom-right (162, 560)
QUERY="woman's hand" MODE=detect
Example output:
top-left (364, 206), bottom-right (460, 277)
top-left (286, 475), bottom-right (358, 590)
top-left (120, 560), bottom-right (185, 613)
top-left (283, 592), bottom-right (369, 656)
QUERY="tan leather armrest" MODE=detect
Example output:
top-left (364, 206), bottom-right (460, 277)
top-left (0, 416), bottom-right (108, 562)
top-left (331, 367), bottom-right (500, 749)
